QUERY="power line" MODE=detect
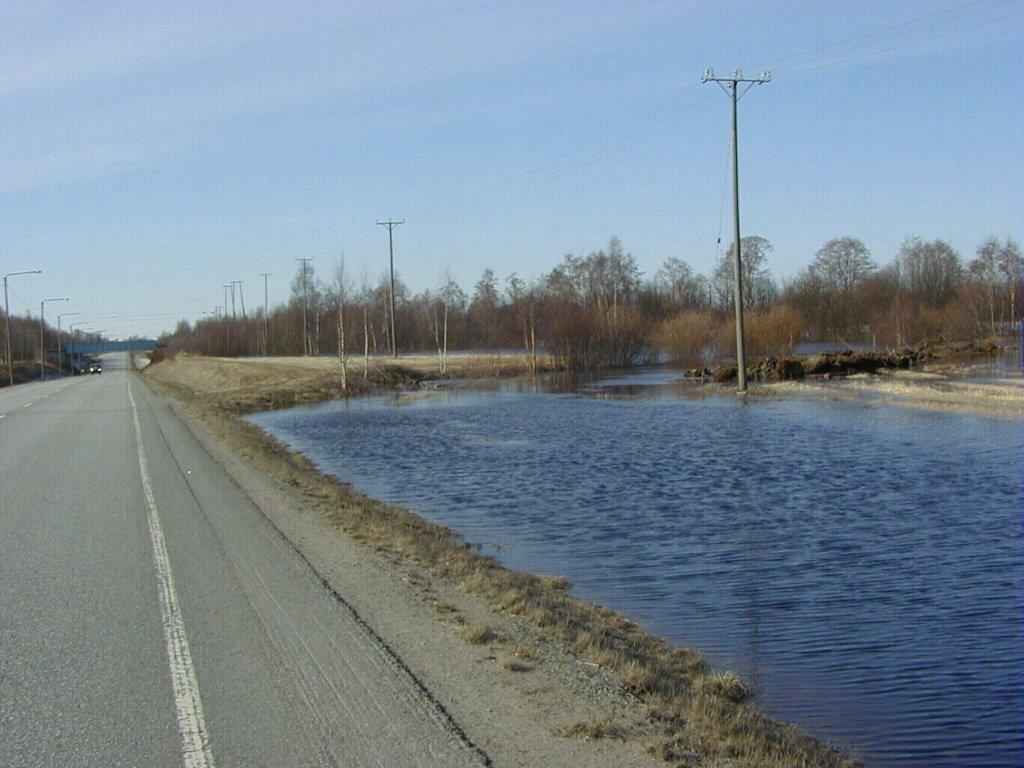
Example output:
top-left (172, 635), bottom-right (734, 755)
top-left (765, 0), bottom-right (1017, 72)
top-left (399, 0), bottom-right (1019, 223)
top-left (775, 7), bottom-right (1022, 80)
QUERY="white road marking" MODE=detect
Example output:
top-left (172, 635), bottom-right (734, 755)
top-left (127, 381), bottom-right (216, 768)
top-left (23, 402), bottom-right (32, 407)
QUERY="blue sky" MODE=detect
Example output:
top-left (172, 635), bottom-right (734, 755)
top-left (2, 0), bottom-right (1021, 338)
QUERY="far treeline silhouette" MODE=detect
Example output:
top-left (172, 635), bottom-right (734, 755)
top-left (158, 235), bottom-right (1021, 369)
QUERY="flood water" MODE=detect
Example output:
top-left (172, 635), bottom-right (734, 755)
top-left (247, 369), bottom-right (1023, 767)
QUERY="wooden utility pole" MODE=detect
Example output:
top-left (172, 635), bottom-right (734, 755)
top-left (296, 259), bottom-right (313, 355)
top-left (702, 68), bottom-right (770, 393)
top-left (376, 219), bottom-right (404, 357)
top-left (260, 272), bottom-right (272, 355)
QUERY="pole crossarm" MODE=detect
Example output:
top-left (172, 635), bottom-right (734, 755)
top-left (701, 68), bottom-right (773, 84)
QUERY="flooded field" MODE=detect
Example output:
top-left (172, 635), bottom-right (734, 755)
top-left (248, 370), bottom-right (1023, 767)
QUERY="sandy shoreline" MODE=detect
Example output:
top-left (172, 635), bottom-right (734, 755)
top-left (142, 352), bottom-right (860, 768)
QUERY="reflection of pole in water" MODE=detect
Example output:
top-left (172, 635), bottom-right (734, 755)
top-left (737, 507), bottom-right (764, 697)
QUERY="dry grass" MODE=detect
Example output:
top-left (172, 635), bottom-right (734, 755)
top-left (433, 601), bottom-right (466, 626)
top-left (502, 643), bottom-right (537, 672)
top-left (142, 356), bottom-right (860, 768)
top-left (459, 623), bottom-right (499, 645)
top-left (145, 351), bottom-right (558, 414)
top-left (555, 717), bottom-right (629, 741)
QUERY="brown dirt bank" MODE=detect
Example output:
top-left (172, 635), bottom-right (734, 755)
top-left (688, 338), bottom-right (1013, 385)
top-left (143, 353), bottom-right (858, 768)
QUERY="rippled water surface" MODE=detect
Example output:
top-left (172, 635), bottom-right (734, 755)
top-left (248, 371), bottom-right (1023, 767)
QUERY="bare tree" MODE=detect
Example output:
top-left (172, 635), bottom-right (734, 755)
top-left (896, 237), bottom-right (962, 309)
top-left (358, 271), bottom-right (371, 382)
top-left (971, 238), bottom-right (1002, 334)
top-left (808, 237), bottom-right (876, 338)
top-left (713, 236), bottom-right (776, 310)
top-left (332, 257), bottom-right (350, 391)
top-left (656, 257), bottom-right (709, 310)
top-left (997, 238), bottom-right (1023, 327)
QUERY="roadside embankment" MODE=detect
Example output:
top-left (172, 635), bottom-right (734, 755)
top-left (143, 353), bottom-right (859, 768)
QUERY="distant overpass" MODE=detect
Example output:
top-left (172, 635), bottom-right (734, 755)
top-left (63, 339), bottom-right (159, 355)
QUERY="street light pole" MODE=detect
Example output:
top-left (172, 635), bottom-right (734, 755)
top-left (68, 322), bottom-right (91, 375)
top-left (40, 298), bottom-right (69, 381)
top-left (3, 270), bottom-right (42, 387)
top-left (57, 311), bottom-right (80, 376)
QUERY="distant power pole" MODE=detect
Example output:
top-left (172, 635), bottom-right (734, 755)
top-left (228, 283), bottom-right (237, 319)
top-left (296, 258), bottom-right (313, 355)
top-left (376, 219), bottom-right (404, 357)
top-left (260, 272), bottom-right (272, 355)
top-left (223, 285), bottom-right (231, 320)
top-left (233, 280), bottom-right (247, 321)
top-left (702, 68), bottom-right (771, 393)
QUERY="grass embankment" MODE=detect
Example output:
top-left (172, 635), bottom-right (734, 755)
top-left (145, 352), bottom-right (557, 413)
top-left (144, 352), bottom-right (858, 768)
top-left (0, 360), bottom-right (61, 387)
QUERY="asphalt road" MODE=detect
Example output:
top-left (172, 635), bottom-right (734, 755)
top-left (1, 355), bottom-right (487, 768)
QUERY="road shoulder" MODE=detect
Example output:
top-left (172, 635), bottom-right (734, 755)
top-left (139, 372), bottom-right (667, 768)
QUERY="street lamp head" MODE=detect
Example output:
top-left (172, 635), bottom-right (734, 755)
top-left (4, 269), bottom-right (42, 278)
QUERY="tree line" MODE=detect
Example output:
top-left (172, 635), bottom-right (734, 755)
top-left (161, 234), bottom-right (1022, 371)
top-left (0, 312), bottom-right (106, 379)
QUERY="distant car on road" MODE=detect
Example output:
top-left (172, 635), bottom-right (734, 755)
top-left (88, 364), bottom-right (102, 375)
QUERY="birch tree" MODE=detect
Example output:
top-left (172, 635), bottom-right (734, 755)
top-left (332, 257), bottom-right (350, 392)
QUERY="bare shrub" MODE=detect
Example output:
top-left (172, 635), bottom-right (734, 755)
top-left (659, 310), bottom-right (716, 364)
top-left (715, 305), bottom-right (805, 359)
